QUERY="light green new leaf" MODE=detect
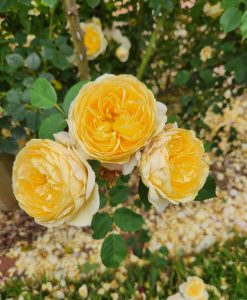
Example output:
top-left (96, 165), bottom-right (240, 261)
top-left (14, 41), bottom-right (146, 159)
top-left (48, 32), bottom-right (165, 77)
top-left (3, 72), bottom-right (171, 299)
top-left (221, 0), bottom-right (241, 10)
top-left (113, 208), bottom-right (144, 232)
top-left (38, 113), bottom-right (66, 139)
top-left (100, 234), bottom-right (127, 268)
top-left (195, 174), bottom-right (216, 201)
top-left (220, 7), bottom-right (242, 33)
top-left (30, 78), bottom-right (57, 109)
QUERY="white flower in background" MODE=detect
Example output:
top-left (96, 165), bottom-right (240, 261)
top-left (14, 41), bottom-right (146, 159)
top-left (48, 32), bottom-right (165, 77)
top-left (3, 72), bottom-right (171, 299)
top-left (203, 2), bottom-right (223, 19)
top-left (78, 284), bottom-right (88, 298)
top-left (200, 46), bottom-right (213, 62)
top-left (80, 17), bottom-right (107, 60)
top-left (167, 293), bottom-right (186, 300)
top-left (108, 28), bottom-right (131, 62)
top-left (180, 0), bottom-right (196, 9)
top-left (23, 34), bottom-right (36, 48)
top-left (179, 276), bottom-right (208, 300)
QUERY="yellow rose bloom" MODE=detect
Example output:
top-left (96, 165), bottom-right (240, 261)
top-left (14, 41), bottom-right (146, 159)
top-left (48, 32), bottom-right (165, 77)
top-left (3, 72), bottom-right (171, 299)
top-left (12, 139), bottom-right (99, 227)
top-left (179, 277), bottom-right (208, 300)
top-left (139, 126), bottom-right (209, 212)
top-left (68, 74), bottom-right (167, 174)
top-left (80, 18), bottom-right (107, 60)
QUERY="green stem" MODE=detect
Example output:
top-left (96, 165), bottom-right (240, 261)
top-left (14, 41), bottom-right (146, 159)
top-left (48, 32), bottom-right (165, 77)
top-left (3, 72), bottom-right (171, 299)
top-left (55, 104), bottom-right (66, 115)
top-left (136, 16), bottom-right (164, 80)
top-left (49, 5), bottom-right (56, 40)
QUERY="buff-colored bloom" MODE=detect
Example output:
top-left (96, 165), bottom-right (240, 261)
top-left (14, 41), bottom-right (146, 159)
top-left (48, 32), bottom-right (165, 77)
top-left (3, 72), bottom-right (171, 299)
top-left (200, 46), bottom-right (213, 62)
top-left (167, 293), bottom-right (185, 300)
top-left (68, 74), bottom-right (167, 174)
top-left (80, 18), bottom-right (107, 60)
top-left (203, 2), bottom-right (223, 19)
top-left (139, 126), bottom-right (209, 212)
top-left (78, 284), bottom-right (88, 298)
top-left (12, 139), bottom-right (99, 227)
top-left (180, 277), bottom-right (208, 300)
top-left (105, 28), bottom-right (131, 62)
top-left (115, 45), bottom-right (129, 62)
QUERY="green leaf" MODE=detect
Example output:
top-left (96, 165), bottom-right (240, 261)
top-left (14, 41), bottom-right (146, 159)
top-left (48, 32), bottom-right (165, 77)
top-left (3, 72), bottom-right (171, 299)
top-left (164, 0), bottom-right (173, 12)
top-left (6, 53), bottom-right (24, 69)
top-left (220, 7), bottom-right (242, 33)
top-left (5, 103), bottom-right (26, 121)
top-left (221, 0), bottom-right (241, 10)
top-left (86, 0), bottom-right (101, 8)
top-left (100, 234), bottom-right (127, 268)
top-left (30, 78), bottom-right (57, 109)
top-left (199, 69), bottom-right (214, 83)
top-left (42, 0), bottom-right (58, 8)
top-left (99, 192), bottom-right (107, 209)
top-left (240, 11), bottom-right (247, 40)
top-left (0, 0), bottom-right (15, 12)
top-left (138, 178), bottom-right (151, 210)
top-left (63, 81), bottom-right (89, 114)
top-left (175, 70), bottom-right (190, 86)
top-left (195, 174), bottom-right (216, 201)
top-left (113, 208), bottom-right (144, 232)
top-left (38, 113), bottom-right (66, 139)
top-left (92, 213), bottom-right (113, 239)
top-left (26, 53), bottom-right (41, 70)
top-left (109, 185), bottom-right (130, 206)
top-left (52, 51), bottom-right (69, 70)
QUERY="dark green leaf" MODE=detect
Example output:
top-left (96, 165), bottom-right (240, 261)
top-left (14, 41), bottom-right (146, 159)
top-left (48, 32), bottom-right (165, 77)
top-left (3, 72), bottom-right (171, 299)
top-left (99, 192), bottom-right (107, 209)
top-left (30, 78), bottom-right (57, 109)
top-left (63, 81), bottom-right (89, 114)
top-left (26, 53), bottom-right (41, 70)
top-left (6, 54), bottom-right (24, 69)
top-left (92, 213), bottom-right (113, 239)
top-left (109, 185), bottom-right (130, 206)
top-left (138, 178), bottom-right (151, 210)
top-left (195, 174), bottom-right (216, 201)
top-left (100, 234), bottom-right (127, 268)
top-left (0, 0), bottom-right (15, 12)
top-left (86, 0), bottom-right (101, 8)
top-left (220, 8), bottom-right (242, 33)
top-left (38, 113), bottom-right (66, 139)
top-left (113, 208), bottom-right (144, 232)
top-left (175, 70), bottom-right (190, 85)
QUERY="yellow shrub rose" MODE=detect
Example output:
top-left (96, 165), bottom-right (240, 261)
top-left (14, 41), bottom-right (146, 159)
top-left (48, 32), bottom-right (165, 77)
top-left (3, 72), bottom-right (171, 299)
top-left (179, 277), bottom-right (208, 300)
top-left (12, 139), bottom-right (99, 227)
top-left (68, 74), bottom-right (167, 174)
top-left (80, 18), bottom-right (107, 60)
top-left (139, 126), bottom-right (209, 212)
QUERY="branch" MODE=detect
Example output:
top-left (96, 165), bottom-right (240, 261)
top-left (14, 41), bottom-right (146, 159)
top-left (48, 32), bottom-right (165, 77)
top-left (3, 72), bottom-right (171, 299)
top-left (63, 0), bottom-right (89, 80)
top-left (136, 16), bottom-right (164, 81)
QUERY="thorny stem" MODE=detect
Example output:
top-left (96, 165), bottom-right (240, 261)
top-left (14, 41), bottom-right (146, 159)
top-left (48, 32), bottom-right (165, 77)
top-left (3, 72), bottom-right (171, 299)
top-left (136, 16), bottom-right (164, 81)
top-left (63, 0), bottom-right (89, 80)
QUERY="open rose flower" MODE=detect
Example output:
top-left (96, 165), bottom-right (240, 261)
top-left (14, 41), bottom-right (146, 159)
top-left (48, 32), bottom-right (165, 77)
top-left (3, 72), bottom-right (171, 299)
top-left (80, 18), bottom-right (107, 60)
top-left (139, 126), bottom-right (209, 212)
top-left (12, 139), bottom-right (99, 227)
top-left (68, 74), bottom-right (167, 174)
top-left (179, 277), bottom-right (208, 300)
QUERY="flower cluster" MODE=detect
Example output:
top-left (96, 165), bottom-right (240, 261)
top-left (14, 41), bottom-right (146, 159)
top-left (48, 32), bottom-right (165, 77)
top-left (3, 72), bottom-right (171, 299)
top-left (12, 74), bottom-right (209, 227)
top-left (168, 276), bottom-right (209, 300)
top-left (80, 18), bottom-right (131, 62)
